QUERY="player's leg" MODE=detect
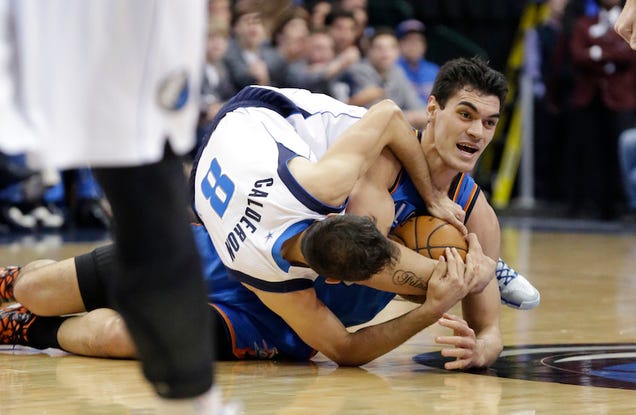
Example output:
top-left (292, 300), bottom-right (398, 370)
top-left (0, 302), bottom-right (135, 357)
top-left (93, 145), bottom-right (214, 399)
top-left (3, 258), bottom-right (85, 315)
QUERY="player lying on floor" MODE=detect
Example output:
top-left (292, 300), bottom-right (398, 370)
top-left (1, 58), bottom-right (529, 369)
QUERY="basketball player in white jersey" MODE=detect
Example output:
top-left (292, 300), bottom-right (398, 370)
top-left (0, 1), bottom-right (236, 413)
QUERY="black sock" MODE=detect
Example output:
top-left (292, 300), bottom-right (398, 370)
top-left (26, 316), bottom-right (66, 350)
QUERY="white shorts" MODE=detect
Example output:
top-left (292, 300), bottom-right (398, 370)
top-left (0, 0), bottom-right (206, 169)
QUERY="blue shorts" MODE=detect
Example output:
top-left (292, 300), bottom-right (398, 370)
top-left (193, 224), bottom-right (395, 361)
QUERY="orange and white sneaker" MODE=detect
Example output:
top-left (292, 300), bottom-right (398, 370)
top-left (0, 266), bottom-right (20, 304)
top-left (0, 303), bottom-right (36, 345)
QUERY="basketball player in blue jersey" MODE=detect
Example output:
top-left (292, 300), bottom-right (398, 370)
top-left (1, 58), bottom-right (528, 370)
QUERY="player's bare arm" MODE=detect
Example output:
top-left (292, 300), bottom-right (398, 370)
top-left (435, 193), bottom-right (502, 369)
top-left (246, 249), bottom-right (470, 366)
top-left (294, 99), bottom-right (465, 231)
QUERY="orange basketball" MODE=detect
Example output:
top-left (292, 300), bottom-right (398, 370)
top-left (389, 215), bottom-right (467, 260)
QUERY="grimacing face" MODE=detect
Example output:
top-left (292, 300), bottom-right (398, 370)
top-left (428, 87), bottom-right (501, 172)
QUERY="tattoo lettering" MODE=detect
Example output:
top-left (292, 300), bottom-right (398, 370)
top-left (392, 270), bottom-right (428, 291)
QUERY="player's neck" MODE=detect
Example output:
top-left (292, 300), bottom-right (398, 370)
top-left (281, 232), bottom-right (309, 267)
top-left (421, 140), bottom-right (458, 193)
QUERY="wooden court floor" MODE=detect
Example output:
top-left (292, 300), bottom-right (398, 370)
top-left (1, 221), bottom-right (636, 414)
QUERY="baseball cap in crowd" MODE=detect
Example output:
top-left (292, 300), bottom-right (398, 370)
top-left (395, 19), bottom-right (426, 39)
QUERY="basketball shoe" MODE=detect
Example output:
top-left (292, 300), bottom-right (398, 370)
top-left (496, 258), bottom-right (540, 310)
top-left (0, 303), bottom-right (36, 345)
top-left (0, 266), bottom-right (20, 303)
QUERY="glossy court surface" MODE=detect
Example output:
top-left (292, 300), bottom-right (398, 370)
top-left (1, 218), bottom-right (635, 414)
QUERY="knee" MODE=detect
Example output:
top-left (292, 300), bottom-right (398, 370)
top-left (86, 309), bottom-right (137, 358)
top-left (12, 260), bottom-right (56, 306)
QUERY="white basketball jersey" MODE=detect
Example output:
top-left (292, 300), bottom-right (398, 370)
top-left (0, 0), bottom-right (206, 168)
top-left (193, 86), bottom-right (367, 292)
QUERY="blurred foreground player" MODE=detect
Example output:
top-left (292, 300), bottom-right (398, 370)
top-left (0, 1), bottom-right (238, 413)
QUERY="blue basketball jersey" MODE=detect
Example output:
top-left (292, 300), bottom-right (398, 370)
top-left (391, 170), bottom-right (481, 229)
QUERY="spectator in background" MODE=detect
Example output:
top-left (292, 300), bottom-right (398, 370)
top-left (223, 2), bottom-right (288, 90)
top-left (525, 0), bottom-right (569, 206)
top-left (308, 1), bottom-right (332, 31)
top-left (208, 0), bottom-right (232, 27)
top-left (339, 0), bottom-right (370, 51)
top-left (198, 18), bottom-right (236, 154)
top-left (347, 28), bottom-right (428, 129)
top-left (0, 165), bottom-right (110, 232)
top-left (0, 151), bottom-right (33, 190)
top-left (395, 19), bottom-right (439, 104)
top-left (272, 7), bottom-right (311, 65)
top-left (566, 0), bottom-right (636, 219)
top-left (325, 8), bottom-right (360, 54)
top-left (286, 29), bottom-right (360, 101)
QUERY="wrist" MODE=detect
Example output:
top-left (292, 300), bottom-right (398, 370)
top-left (416, 299), bottom-right (446, 322)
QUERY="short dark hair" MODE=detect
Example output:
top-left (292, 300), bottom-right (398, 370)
top-left (301, 215), bottom-right (399, 282)
top-left (324, 8), bottom-right (356, 27)
top-left (430, 57), bottom-right (508, 112)
top-left (368, 27), bottom-right (397, 45)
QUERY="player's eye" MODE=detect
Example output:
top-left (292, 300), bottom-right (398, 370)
top-left (484, 119), bottom-right (497, 128)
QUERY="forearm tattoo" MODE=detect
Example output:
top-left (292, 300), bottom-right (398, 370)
top-left (392, 269), bottom-right (428, 291)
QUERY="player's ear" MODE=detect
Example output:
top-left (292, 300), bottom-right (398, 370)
top-left (426, 96), bottom-right (438, 119)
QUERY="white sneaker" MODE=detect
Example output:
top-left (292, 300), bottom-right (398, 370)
top-left (158, 386), bottom-right (242, 415)
top-left (496, 258), bottom-right (540, 310)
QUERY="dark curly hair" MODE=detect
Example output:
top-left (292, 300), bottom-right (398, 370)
top-left (430, 56), bottom-right (508, 112)
top-left (301, 214), bottom-right (399, 282)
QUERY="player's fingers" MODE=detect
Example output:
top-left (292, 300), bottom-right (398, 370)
top-left (449, 248), bottom-right (466, 281)
top-left (444, 357), bottom-right (471, 371)
top-left (436, 336), bottom-right (462, 346)
top-left (440, 345), bottom-right (473, 358)
top-left (465, 233), bottom-right (483, 254)
top-left (463, 253), bottom-right (476, 287)
top-left (450, 247), bottom-right (464, 264)
top-left (444, 247), bottom-right (458, 278)
top-left (441, 312), bottom-right (468, 326)
top-left (447, 208), bottom-right (467, 235)
top-left (433, 255), bottom-right (447, 279)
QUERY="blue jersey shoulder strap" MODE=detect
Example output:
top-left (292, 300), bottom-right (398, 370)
top-left (391, 171), bottom-right (481, 229)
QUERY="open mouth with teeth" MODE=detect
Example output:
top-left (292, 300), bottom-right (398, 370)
top-left (457, 143), bottom-right (479, 154)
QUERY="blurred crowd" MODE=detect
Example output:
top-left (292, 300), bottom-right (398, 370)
top-left (1, 0), bottom-right (635, 235)
top-left (529, 0), bottom-right (636, 220)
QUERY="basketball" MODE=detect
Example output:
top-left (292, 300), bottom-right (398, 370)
top-left (389, 215), bottom-right (467, 260)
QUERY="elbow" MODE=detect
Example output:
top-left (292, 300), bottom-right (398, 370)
top-left (325, 345), bottom-right (373, 367)
top-left (375, 99), bottom-right (400, 114)
top-left (478, 333), bottom-right (503, 368)
top-left (332, 355), bottom-right (370, 367)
